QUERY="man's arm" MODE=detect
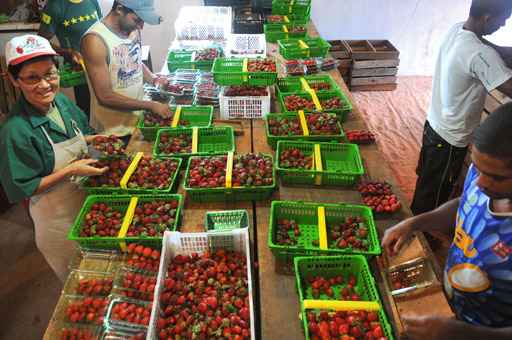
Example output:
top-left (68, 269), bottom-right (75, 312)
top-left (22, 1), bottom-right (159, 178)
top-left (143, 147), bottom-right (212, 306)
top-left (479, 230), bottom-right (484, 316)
top-left (80, 34), bottom-right (169, 116)
top-left (480, 37), bottom-right (512, 67)
top-left (496, 78), bottom-right (512, 98)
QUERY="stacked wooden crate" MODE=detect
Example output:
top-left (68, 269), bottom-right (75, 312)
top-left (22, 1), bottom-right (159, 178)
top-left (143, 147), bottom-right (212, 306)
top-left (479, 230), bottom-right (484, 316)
top-left (328, 39), bottom-right (400, 91)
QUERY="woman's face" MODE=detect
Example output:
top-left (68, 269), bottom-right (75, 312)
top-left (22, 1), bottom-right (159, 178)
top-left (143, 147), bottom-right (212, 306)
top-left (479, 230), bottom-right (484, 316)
top-left (10, 58), bottom-right (59, 111)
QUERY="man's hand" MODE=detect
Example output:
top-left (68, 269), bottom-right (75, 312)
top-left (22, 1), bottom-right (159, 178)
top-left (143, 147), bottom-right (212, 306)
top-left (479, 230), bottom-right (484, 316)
top-left (149, 101), bottom-right (172, 118)
top-left (152, 74), bottom-right (169, 87)
top-left (381, 218), bottom-right (416, 256)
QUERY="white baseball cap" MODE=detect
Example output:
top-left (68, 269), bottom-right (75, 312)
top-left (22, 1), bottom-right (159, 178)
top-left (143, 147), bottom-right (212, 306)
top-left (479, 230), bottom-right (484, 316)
top-left (5, 34), bottom-right (58, 66)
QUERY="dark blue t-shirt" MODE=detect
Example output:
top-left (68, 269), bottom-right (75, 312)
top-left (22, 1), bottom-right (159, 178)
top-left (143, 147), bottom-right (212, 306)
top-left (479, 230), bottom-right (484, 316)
top-left (444, 164), bottom-right (512, 327)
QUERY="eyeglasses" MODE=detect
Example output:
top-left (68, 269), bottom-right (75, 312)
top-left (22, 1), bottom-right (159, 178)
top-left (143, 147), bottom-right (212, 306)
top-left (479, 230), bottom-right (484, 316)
top-left (18, 70), bottom-right (59, 86)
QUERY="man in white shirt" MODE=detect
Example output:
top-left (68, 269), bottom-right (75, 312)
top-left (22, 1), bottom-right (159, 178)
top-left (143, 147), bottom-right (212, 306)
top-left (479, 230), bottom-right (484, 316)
top-left (411, 0), bottom-right (512, 216)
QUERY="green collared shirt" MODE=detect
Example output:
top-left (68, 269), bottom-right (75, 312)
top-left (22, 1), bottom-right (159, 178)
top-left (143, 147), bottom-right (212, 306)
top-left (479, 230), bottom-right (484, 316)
top-left (0, 93), bottom-right (94, 203)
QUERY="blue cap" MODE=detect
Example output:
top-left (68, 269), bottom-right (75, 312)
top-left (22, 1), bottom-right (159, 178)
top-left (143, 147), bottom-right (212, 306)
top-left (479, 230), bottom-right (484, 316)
top-left (117, 0), bottom-right (162, 25)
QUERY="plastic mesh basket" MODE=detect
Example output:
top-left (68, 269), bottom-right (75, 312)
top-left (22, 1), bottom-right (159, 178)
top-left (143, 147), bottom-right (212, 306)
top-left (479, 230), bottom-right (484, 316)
top-left (278, 90), bottom-right (352, 122)
top-left (267, 200), bottom-right (381, 261)
top-left (276, 140), bottom-right (364, 186)
top-left (226, 34), bottom-right (267, 59)
top-left (204, 210), bottom-right (250, 231)
top-left (278, 37), bottom-right (331, 59)
top-left (277, 74), bottom-right (339, 94)
top-left (212, 58), bottom-right (278, 86)
top-left (264, 23), bottom-right (307, 43)
top-left (219, 86), bottom-right (271, 119)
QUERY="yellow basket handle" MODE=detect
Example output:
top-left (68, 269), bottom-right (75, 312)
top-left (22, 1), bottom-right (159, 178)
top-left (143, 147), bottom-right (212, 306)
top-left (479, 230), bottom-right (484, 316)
top-left (298, 39), bottom-right (309, 49)
top-left (282, 25), bottom-right (289, 33)
top-left (117, 196), bottom-right (139, 252)
top-left (303, 300), bottom-right (381, 312)
top-left (314, 144), bottom-right (322, 186)
top-left (242, 58), bottom-right (249, 82)
top-left (318, 206), bottom-right (328, 250)
top-left (225, 152), bottom-right (234, 188)
top-left (192, 127), bottom-right (199, 153)
top-left (171, 105), bottom-right (182, 127)
top-left (120, 152), bottom-right (144, 189)
top-left (298, 110), bottom-right (309, 136)
top-left (284, 15), bottom-right (290, 23)
top-left (308, 89), bottom-right (322, 111)
top-left (300, 77), bottom-right (312, 92)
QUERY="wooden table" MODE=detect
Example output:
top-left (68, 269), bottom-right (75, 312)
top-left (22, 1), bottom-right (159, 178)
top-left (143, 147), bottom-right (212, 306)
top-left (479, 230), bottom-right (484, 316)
top-left (45, 22), bottom-right (454, 340)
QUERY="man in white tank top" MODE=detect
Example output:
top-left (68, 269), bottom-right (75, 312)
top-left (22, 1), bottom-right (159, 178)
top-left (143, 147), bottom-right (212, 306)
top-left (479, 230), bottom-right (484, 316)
top-left (80, 0), bottom-right (168, 139)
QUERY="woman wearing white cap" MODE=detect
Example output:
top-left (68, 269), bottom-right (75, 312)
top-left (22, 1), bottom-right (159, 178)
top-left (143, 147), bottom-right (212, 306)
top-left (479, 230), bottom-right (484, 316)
top-left (0, 34), bottom-right (107, 282)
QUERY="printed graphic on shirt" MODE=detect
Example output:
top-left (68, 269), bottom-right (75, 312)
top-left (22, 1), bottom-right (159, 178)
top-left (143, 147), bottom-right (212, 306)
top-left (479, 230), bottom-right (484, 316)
top-left (444, 165), bottom-right (512, 327)
top-left (111, 41), bottom-right (143, 89)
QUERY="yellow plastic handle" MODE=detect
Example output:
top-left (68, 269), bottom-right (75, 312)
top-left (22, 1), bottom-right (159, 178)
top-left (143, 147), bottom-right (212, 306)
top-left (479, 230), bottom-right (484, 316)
top-left (242, 58), bottom-right (249, 82)
top-left (225, 152), bottom-right (234, 188)
top-left (303, 300), bottom-right (381, 312)
top-left (300, 77), bottom-right (312, 92)
top-left (120, 152), bottom-right (144, 189)
top-left (314, 144), bottom-right (323, 186)
top-left (117, 196), bottom-right (139, 252)
top-left (298, 40), bottom-right (309, 49)
top-left (171, 105), bottom-right (182, 127)
top-left (318, 206), bottom-right (328, 250)
top-left (282, 25), bottom-right (288, 33)
top-left (192, 127), bottom-right (199, 153)
top-left (284, 15), bottom-right (290, 23)
top-left (298, 110), bottom-right (309, 136)
top-left (308, 89), bottom-right (322, 111)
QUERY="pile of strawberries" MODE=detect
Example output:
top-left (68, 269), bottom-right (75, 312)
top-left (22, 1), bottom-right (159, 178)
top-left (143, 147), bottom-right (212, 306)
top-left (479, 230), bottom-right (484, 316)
top-left (358, 181), bottom-right (402, 214)
top-left (320, 97), bottom-right (343, 110)
top-left (247, 59), bottom-right (276, 72)
top-left (328, 216), bottom-right (371, 251)
top-left (91, 135), bottom-right (125, 157)
top-left (59, 327), bottom-right (98, 340)
top-left (279, 148), bottom-right (313, 169)
top-left (274, 219), bottom-right (300, 245)
top-left (307, 113), bottom-right (340, 135)
top-left (346, 130), bottom-right (376, 144)
top-left (127, 200), bottom-right (180, 237)
top-left (143, 111), bottom-right (189, 127)
top-left (267, 116), bottom-right (302, 136)
top-left (79, 202), bottom-right (123, 237)
top-left (305, 274), bottom-right (360, 301)
top-left (87, 158), bottom-right (131, 187)
top-left (309, 82), bottom-right (332, 91)
top-left (156, 249), bottom-right (251, 339)
top-left (110, 300), bottom-right (152, 327)
top-left (224, 85), bottom-right (268, 97)
top-left (119, 270), bottom-right (157, 301)
top-left (187, 156), bottom-right (227, 188)
top-left (306, 310), bottom-right (387, 340)
top-left (127, 157), bottom-right (180, 190)
top-left (284, 94), bottom-right (316, 111)
top-left (125, 243), bottom-right (161, 273)
top-left (76, 277), bottom-right (113, 296)
top-left (194, 48), bottom-right (221, 61)
top-left (64, 297), bottom-right (109, 325)
top-left (158, 132), bottom-right (192, 154)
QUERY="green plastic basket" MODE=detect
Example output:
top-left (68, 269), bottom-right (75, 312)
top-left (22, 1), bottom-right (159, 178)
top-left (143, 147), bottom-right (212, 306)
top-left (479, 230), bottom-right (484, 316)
top-left (204, 210), bottom-right (250, 232)
top-left (301, 307), bottom-right (394, 340)
top-left (59, 64), bottom-right (87, 88)
top-left (68, 194), bottom-right (183, 250)
top-left (277, 75), bottom-right (340, 94)
top-left (183, 154), bottom-right (276, 202)
top-left (272, 0), bottom-right (311, 19)
top-left (278, 90), bottom-right (353, 122)
top-left (167, 50), bottom-right (193, 72)
top-left (212, 58), bottom-right (278, 86)
top-left (137, 105), bottom-right (214, 141)
top-left (278, 37), bottom-right (331, 59)
top-left (265, 112), bottom-right (346, 149)
top-left (267, 200), bottom-right (381, 261)
top-left (276, 141), bottom-right (364, 186)
top-left (264, 23), bottom-right (307, 43)
top-left (153, 126), bottom-right (236, 161)
top-left (81, 157), bottom-right (182, 195)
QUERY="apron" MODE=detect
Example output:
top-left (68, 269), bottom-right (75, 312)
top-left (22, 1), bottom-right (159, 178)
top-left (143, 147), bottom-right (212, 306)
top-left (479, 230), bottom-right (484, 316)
top-left (29, 120), bottom-right (88, 282)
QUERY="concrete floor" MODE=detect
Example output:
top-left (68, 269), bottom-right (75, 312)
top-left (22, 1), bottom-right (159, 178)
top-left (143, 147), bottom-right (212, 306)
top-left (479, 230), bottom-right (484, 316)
top-left (0, 203), bottom-right (62, 340)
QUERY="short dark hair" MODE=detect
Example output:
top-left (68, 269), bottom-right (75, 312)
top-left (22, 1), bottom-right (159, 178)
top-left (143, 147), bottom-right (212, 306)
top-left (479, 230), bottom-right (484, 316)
top-left (7, 55), bottom-right (58, 79)
top-left (469, 0), bottom-right (512, 17)
top-left (473, 102), bottom-right (512, 161)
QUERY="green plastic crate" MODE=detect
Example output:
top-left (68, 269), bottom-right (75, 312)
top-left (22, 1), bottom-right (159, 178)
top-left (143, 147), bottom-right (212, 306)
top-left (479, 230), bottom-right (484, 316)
top-left (276, 141), bottom-right (364, 186)
top-left (212, 58), bottom-right (278, 86)
top-left (278, 37), bottom-right (331, 59)
top-left (272, 0), bottom-right (311, 19)
top-left (59, 64), bottom-right (87, 88)
top-left (68, 194), bottom-right (183, 250)
top-left (267, 200), bottom-right (381, 261)
top-left (183, 154), bottom-right (276, 202)
top-left (204, 210), bottom-right (250, 232)
top-left (301, 307), bottom-right (394, 340)
top-left (137, 105), bottom-right (214, 141)
top-left (265, 112), bottom-right (346, 149)
top-left (153, 126), bottom-right (236, 160)
top-left (264, 23), bottom-right (307, 43)
top-left (277, 75), bottom-right (340, 94)
top-left (167, 50), bottom-right (193, 72)
top-left (278, 90), bottom-right (353, 122)
top-left (81, 157), bottom-right (182, 195)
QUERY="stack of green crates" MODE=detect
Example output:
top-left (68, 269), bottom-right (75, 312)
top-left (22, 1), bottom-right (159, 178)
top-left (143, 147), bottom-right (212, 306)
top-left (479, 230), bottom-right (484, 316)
top-left (278, 37), bottom-right (331, 59)
top-left (59, 63), bottom-right (86, 88)
top-left (212, 58), bottom-right (278, 86)
top-left (153, 126), bottom-right (235, 161)
top-left (68, 194), bottom-right (183, 250)
top-left (272, 0), bottom-right (312, 21)
top-left (295, 255), bottom-right (395, 340)
top-left (137, 105), bottom-right (214, 141)
top-left (264, 23), bottom-right (308, 43)
top-left (276, 140), bottom-right (364, 186)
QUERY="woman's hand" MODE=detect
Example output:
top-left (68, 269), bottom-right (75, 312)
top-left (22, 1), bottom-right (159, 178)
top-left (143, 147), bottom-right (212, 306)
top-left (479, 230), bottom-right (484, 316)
top-left (65, 159), bottom-right (108, 177)
top-left (381, 218), bottom-right (417, 256)
top-left (149, 101), bottom-right (172, 118)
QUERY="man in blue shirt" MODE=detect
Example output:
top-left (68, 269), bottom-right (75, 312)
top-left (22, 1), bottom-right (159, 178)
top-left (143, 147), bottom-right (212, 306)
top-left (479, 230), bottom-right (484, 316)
top-left (383, 102), bottom-right (512, 339)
